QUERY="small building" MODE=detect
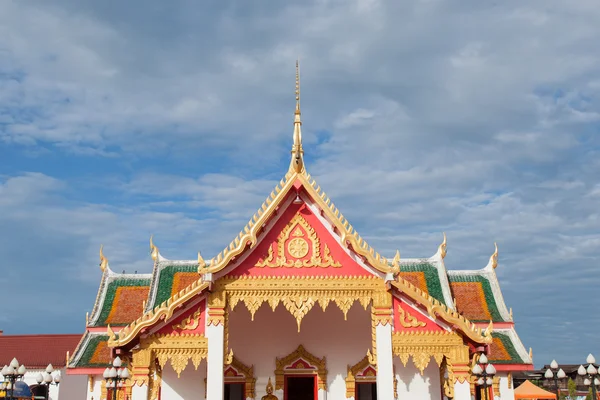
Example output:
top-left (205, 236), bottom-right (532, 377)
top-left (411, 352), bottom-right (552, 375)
top-left (67, 66), bottom-right (533, 400)
top-left (0, 332), bottom-right (86, 399)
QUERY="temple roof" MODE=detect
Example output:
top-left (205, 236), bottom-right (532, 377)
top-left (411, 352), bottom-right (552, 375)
top-left (489, 328), bottom-right (532, 365)
top-left (87, 264), bottom-right (151, 328)
top-left (447, 245), bottom-right (512, 323)
top-left (144, 256), bottom-right (199, 313)
top-left (68, 332), bottom-right (111, 369)
top-left (70, 64), bottom-right (532, 370)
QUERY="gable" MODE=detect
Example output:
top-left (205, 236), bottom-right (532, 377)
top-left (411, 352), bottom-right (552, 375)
top-left (392, 295), bottom-right (445, 333)
top-left (219, 200), bottom-right (377, 278)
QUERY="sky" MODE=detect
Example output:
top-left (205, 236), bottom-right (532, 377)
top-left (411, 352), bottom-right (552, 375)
top-left (1, 0), bottom-right (599, 367)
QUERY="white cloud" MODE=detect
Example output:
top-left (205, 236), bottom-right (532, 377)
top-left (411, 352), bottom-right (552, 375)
top-left (1, 0), bottom-right (600, 365)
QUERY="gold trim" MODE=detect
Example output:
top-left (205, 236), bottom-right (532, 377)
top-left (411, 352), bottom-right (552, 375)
top-left (392, 331), bottom-right (470, 376)
top-left (489, 242), bottom-right (498, 269)
top-left (275, 345), bottom-right (327, 391)
top-left (345, 356), bottom-right (376, 398)
top-left (138, 334), bottom-right (208, 378)
top-left (220, 276), bottom-right (382, 332)
top-left (397, 306), bottom-right (426, 328)
top-left (255, 214), bottom-right (341, 268)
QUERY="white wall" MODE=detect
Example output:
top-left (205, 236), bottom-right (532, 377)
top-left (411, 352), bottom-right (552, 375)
top-left (497, 373), bottom-right (514, 400)
top-left (18, 368), bottom-right (86, 400)
top-left (162, 360), bottom-right (206, 400)
top-left (393, 356), bottom-right (442, 400)
top-left (229, 302), bottom-right (372, 400)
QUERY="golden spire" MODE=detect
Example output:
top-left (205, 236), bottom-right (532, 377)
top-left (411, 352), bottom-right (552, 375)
top-left (289, 60), bottom-right (304, 173)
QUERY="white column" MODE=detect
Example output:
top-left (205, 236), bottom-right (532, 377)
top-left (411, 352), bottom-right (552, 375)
top-left (206, 323), bottom-right (224, 400)
top-left (131, 384), bottom-right (148, 400)
top-left (453, 380), bottom-right (471, 400)
top-left (375, 324), bottom-right (394, 400)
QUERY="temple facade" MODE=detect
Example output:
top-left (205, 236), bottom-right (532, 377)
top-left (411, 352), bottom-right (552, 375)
top-left (67, 65), bottom-right (533, 400)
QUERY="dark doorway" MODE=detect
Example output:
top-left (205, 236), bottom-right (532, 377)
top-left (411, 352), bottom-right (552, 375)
top-left (356, 382), bottom-right (377, 400)
top-left (225, 383), bottom-right (244, 400)
top-left (285, 376), bottom-right (315, 400)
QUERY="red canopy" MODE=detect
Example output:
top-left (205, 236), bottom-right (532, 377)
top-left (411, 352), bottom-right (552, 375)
top-left (514, 380), bottom-right (556, 400)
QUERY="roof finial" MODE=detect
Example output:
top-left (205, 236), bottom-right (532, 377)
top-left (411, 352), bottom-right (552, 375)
top-left (437, 232), bottom-right (447, 259)
top-left (99, 244), bottom-right (108, 272)
top-left (289, 59), bottom-right (304, 174)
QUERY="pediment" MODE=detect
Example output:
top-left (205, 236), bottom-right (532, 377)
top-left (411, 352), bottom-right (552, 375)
top-left (218, 198), bottom-right (379, 278)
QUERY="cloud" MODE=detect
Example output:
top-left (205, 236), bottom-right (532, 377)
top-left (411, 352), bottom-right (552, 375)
top-left (1, 0), bottom-right (600, 366)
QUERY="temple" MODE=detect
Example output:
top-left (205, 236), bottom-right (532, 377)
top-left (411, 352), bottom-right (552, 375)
top-left (67, 63), bottom-right (533, 400)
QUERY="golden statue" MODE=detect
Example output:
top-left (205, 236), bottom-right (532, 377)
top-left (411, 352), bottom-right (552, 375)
top-left (261, 377), bottom-right (278, 400)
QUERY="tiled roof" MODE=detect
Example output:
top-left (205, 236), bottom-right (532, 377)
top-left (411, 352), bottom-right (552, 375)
top-left (0, 334), bottom-right (81, 368)
top-left (145, 260), bottom-right (199, 312)
top-left (447, 270), bottom-right (511, 323)
top-left (488, 329), bottom-right (531, 364)
top-left (398, 260), bottom-right (449, 306)
top-left (88, 268), bottom-right (151, 328)
top-left (68, 332), bottom-right (111, 369)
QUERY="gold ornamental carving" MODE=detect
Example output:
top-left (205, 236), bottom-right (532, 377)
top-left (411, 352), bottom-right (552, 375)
top-left (345, 356), bottom-right (376, 398)
top-left (397, 306), bottom-right (426, 328)
top-left (288, 237), bottom-right (309, 258)
top-left (172, 307), bottom-right (202, 330)
top-left (218, 276), bottom-right (383, 332)
top-left (275, 345), bottom-right (327, 391)
top-left (391, 331), bottom-right (469, 376)
top-left (148, 361), bottom-right (162, 400)
top-left (138, 334), bottom-right (208, 378)
top-left (255, 214), bottom-right (341, 268)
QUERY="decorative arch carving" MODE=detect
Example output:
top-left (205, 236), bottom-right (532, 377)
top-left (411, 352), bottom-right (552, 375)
top-left (345, 355), bottom-right (376, 398)
top-left (224, 356), bottom-right (256, 399)
top-left (275, 345), bottom-right (327, 391)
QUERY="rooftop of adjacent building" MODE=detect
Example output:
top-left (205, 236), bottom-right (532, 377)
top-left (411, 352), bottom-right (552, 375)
top-left (0, 331), bottom-right (82, 369)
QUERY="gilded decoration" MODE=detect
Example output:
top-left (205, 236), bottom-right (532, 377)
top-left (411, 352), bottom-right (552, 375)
top-left (136, 334), bottom-right (208, 378)
top-left (225, 356), bottom-right (256, 399)
top-left (263, 377), bottom-right (278, 400)
top-left (391, 331), bottom-right (470, 377)
top-left (255, 214), bottom-right (341, 268)
top-left (397, 305), bottom-right (426, 328)
top-left (275, 345), bottom-right (327, 391)
top-left (345, 356), bottom-right (376, 398)
top-left (172, 307), bottom-right (202, 330)
top-left (218, 276), bottom-right (384, 332)
top-left (148, 360), bottom-right (161, 400)
top-left (389, 280), bottom-right (493, 345)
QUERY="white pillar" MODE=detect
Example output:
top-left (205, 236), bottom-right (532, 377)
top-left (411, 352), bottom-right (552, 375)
top-left (206, 323), bottom-right (224, 400)
top-left (453, 380), bottom-right (471, 400)
top-left (131, 384), bottom-right (148, 400)
top-left (375, 324), bottom-right (394, 400)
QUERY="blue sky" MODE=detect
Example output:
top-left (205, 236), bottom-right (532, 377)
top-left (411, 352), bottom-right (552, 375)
top-left (1, 0), bottom-right (600, 367)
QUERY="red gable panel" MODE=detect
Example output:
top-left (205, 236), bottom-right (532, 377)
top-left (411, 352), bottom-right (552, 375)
top-left (227, 203), bottom-right (374, 277)
top-left (393, 296), bottom-right (444, 333)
